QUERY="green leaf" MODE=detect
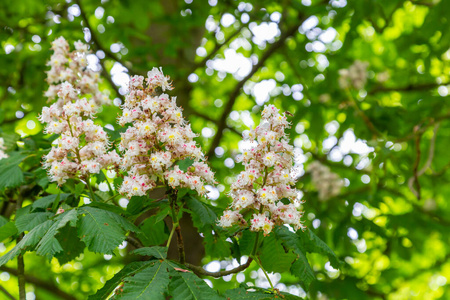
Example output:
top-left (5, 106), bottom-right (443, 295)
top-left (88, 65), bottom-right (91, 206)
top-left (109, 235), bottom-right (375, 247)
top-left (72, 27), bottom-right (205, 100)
top-left (290, 256), bottom-right (315, 289)
top-left (239, 230), bottom-right (257, 256)
top-left (259, 233), bottom-right (297, 273)
top-left (131, 246), bottom-right (168, 259)
top-left (35, 209), bottom-right (78, 259)
top-left (54, 225), bottom-right (86, 264)
top-left (275, 226), bottom-right (315, 288)
top-left (75, 182), bottom-right (85, 198)
top-left (185, 196), bottom-right (217, 228)
top-left (15, 212), bottom-right (53, 233)
top-left (126, 196), bottom-right (148, 215)
top-left (168, 265), bottom-right (224, 300)
top-left (0, 222), bottom-right (18, 242)
top-left (118, 260), bottom-right (170, 299)
top-left (0, 220), bottom-right (53, 266)
top-left (0, 154), bottom-right (25, 190)
top-left (176, 158), bottom-right (195, 172)
top-left (0, 216), bottom-right (8, 227)
top-left (89, 261), bottom-right (150, 300)
top-left (137, 215), bottom-right (168, 247)
top-left (31, 193), bottom-right (71, 210)
top-left (104, 210), bottom-right (140, 234)
top-left (154, 205), bottom-right (170, 224)
top-left (298, 229), bottom-right (341, 269)
top-left (203, 230), bottom-right (231, 259)
top-left (77, 207), bottom-right (129, 254)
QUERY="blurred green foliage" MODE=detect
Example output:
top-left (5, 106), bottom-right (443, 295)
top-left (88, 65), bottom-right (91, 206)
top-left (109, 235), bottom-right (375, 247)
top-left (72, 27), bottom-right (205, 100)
top-left (1, 0), bottom-right (450, 299)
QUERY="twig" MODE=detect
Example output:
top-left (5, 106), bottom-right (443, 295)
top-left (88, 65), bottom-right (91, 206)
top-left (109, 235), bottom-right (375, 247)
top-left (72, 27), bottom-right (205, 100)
top-left (168, 188), bottom-right (186, 264)
top-left (407, 126), bottom-right (422, 199)
top-left (186, 257), bottom-right (253, 278)
top-left (0, 266), bottom-right (78, 300)
top-left (206, 14), bottom-right (307, 158)
top-left (16, 193), bottom-right (25, 300)
top-left (126, 236), bottom-right (144, 249)
top-left (407, 123), bottom-right (439, 199)
top-left (345, 88), bottom-right (380, 138)
top-left (368, 81), bottom-right (450, 95)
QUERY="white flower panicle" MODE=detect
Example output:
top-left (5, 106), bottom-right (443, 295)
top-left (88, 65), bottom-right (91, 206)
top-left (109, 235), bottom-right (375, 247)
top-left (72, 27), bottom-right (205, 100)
top-left (308, 161), bottom-right (344, 201)
top-left (338, 60), bottom-right (369, 90)
top-left (0, 138), bottom-right (8, 160)
top-left (44, 36), bottom-right (111, 107)
top-left (118, 67), bottom-right (214, 198)
top-left (39, 38), bottom-right (119, 185)
top-left (218, 105), bottom-right (305, 234)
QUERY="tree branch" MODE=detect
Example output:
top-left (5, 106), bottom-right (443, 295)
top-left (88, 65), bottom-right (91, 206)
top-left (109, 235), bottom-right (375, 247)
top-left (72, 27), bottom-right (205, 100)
top-left (206, 16), bottom-right (306, 158)
top-left (0, 266), bottom-right (78, 300)
top-left (186, 257), bottom-right (253, 278)
top-left (16, 193), bottom-right (25, 300)
top-left (368, 81), bottom-right (450, 95)
top-left (407, 123), bottom-right (439, 198)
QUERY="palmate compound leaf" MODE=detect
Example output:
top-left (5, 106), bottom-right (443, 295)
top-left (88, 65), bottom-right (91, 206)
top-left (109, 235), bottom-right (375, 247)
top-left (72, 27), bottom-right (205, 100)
top-left (15, 212), bottom-right (54, 233)
top-left (185, 196), bottom-right (218, 228)
top-left (0, 156), bottom-right (25, 190)
top-left (0, 221), bottom-right (18, 242)
top-left (116, 260), bottom-right (170, 300)
top-left (136, 215), bottom-right (168, 247)
top-left (167, 261), bottom-right (225, 300)
top-left (77, 206), bottom-right (138, 254)
top-left (31, 193), bottom-right (71, 211)
top-left (259, 233), bottom-right (297, 273)
top-left (185, 196), bottom-right (231, 258)
top-left (0, 220), bottom-right (53, 266)
top-left (35, 209), bottom-right (78, 260)
top-left (298, 229), bottom-right (341, 269)
top-left (54, 225), bottom-right (86, 265)
top-left (88, 261), bottom-right (150, 300)
top-left (274, 226), bottom-right (315, 288)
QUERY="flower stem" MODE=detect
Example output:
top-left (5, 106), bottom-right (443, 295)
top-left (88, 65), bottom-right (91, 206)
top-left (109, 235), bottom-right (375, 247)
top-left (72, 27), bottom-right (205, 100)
top-left (166, 222), bottom-right (177, 248)
top-left (85, 175), bottom-right (96, 201)
top-left (255, 257), bottom-right (274, 290)
top-left (168, 187), bottom-right (185, 264)
top-left (16, 193), bottom-right (26, 300)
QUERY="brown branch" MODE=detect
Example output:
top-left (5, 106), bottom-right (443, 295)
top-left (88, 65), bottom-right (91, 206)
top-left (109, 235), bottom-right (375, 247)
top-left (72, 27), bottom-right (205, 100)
top-left (0, 266), bottom-right (78, 300)
top-left (175, 225), bottom-right (185, 264)
top-left (186, 257), bottom-right (253, 278)
top-left (126, 236), bottom-right (144, 249)
top-left (368, 81), bottom-right (450, 95)
top-left (206, 15), bottom-right (306, 158)
top-left (408, 126), bottom-right (422, 200)
top-left (16, 193), bottom-right (25, 300)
